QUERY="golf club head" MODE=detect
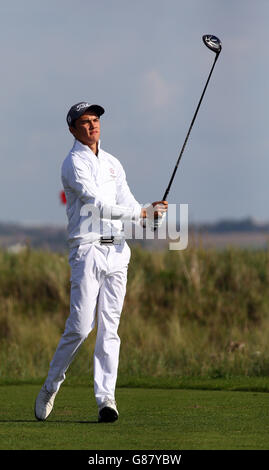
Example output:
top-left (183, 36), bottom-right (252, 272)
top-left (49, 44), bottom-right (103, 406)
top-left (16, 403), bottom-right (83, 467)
top-left (202, 35), bottom-right (222, 54)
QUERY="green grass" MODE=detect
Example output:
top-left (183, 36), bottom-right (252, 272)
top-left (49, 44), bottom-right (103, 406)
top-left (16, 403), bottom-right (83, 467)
top-left (1, 246), bottom-right (269, 451)
top-left (2, 245), bottom-right (269, 380)
top-left (1, 384), bottom-right (269, 450)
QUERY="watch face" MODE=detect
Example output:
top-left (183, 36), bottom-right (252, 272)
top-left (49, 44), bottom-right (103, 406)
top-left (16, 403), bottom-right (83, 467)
top-left (203, 35), bottom-right (222, 53)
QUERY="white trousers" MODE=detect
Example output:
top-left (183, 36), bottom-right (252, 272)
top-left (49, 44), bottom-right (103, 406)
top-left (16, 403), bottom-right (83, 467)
top-left (44, 242), bottom-right (131, 407)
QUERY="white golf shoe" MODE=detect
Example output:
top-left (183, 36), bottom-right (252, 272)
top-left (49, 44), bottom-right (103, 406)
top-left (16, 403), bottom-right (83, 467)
top-left (34, 385), bottom-right (57, 421)
top-left (98, 398), bottom-right (119, 423)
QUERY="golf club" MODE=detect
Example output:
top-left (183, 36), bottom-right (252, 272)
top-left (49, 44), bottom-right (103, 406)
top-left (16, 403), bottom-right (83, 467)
top-left (162, 34), bottom-right (222, 202)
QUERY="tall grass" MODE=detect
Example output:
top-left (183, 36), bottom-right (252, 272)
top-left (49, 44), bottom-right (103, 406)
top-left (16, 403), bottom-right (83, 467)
top-left (1, 244), bottom-right (269, 381)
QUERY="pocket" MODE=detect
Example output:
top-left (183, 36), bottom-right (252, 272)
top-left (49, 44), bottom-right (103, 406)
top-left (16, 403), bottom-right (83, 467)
top-left (124, 242), bottom-right (131, 264)
top-left (69, 244), bottom-right (95, 282)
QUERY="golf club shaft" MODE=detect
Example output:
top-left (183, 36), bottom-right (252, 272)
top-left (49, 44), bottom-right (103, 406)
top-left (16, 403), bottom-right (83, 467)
top-left (162, 51), bottom-right (220, 201)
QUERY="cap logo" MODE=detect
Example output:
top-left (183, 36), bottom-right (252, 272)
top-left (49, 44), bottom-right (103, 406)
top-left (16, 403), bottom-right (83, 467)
top-left (76, 102), bottom-right (90, 112)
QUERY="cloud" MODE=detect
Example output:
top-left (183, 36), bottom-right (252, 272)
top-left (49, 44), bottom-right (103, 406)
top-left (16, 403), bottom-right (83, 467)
top-left (139, 69), bottom-right (178, 110)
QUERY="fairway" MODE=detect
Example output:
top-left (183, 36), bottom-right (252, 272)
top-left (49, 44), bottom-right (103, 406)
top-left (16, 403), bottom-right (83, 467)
top-left (0, 384), bottom-right (269, 450)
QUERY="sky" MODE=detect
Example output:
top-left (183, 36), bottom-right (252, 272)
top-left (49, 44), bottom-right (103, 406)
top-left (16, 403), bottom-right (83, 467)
top-left (0, 0), bottom-right (268, 226)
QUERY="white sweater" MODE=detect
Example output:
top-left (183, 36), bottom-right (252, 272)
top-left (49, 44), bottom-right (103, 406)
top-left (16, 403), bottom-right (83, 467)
top-left (61, 139), bottom-right (142, 247)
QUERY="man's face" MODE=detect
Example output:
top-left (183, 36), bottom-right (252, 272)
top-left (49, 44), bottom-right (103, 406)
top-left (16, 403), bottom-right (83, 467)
top-left (69, 112), bottom-right (100, 148)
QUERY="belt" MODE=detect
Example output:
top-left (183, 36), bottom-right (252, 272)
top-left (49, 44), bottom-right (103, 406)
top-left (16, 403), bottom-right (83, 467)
top-left (99, 236), bottom-right (124, 245)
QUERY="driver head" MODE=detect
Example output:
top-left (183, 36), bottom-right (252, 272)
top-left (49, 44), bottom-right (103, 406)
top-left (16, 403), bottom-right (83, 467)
top-left (202, 35), bottom-right (222, 54)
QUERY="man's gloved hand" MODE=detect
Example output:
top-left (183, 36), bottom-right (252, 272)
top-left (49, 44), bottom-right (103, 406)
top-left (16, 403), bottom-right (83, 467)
top-left (149, 212), bottom-right (167, 231)
top-left (140, 201), bottom-right (168, 231)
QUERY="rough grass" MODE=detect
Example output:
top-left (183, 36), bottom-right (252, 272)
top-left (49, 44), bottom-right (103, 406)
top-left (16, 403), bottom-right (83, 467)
top-left (1, 244), bottom-right (269, 381)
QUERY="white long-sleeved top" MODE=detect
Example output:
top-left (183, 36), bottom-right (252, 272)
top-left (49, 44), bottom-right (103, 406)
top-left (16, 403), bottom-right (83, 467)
top-left (61, 139), bottom-right (142, 248)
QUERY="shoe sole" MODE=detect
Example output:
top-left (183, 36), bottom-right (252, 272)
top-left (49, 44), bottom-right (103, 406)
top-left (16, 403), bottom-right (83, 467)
top-left (34, 399), bottom-right (52, 422)
top-left (34, 403), bottom-right (45, 421)
top-left (98, 406), bottom-right (119, 423)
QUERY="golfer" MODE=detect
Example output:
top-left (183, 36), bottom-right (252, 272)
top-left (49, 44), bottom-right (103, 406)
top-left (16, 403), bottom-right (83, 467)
top-left (35, 102), bottom-right (167, 423)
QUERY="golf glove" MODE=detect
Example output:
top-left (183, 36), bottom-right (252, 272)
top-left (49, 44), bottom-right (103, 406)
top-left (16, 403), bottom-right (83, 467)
top-left (149, 212), bottom-right (166, 231)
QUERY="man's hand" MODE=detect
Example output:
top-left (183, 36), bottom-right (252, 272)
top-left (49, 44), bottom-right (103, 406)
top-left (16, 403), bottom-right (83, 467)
top-left (141, 201), bottom-right (168, 219)
top-left (140, 201), bottom-right (168, 231)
